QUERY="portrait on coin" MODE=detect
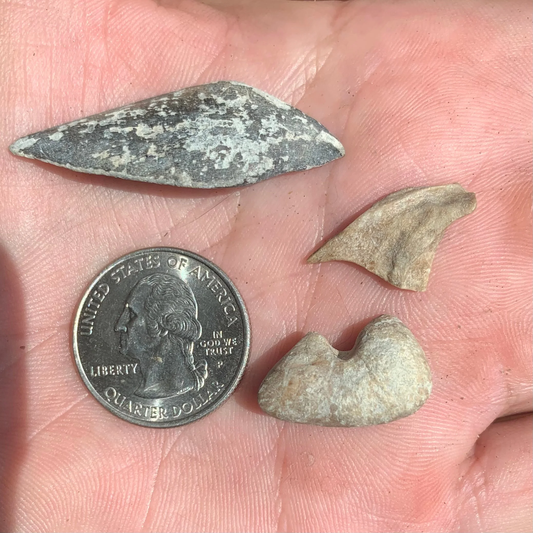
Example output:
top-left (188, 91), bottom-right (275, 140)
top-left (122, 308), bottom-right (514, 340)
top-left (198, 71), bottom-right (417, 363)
top-left (115, 272), bottom-right (207, 399)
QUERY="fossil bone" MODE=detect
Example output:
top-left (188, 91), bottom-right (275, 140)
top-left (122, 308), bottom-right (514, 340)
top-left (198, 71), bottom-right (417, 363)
top-left (10, 81), bottom-right (344, 189)
top-left (308, 184), bottom-right (477, 291)
top-left (258, 315), bottom-right (432, 427)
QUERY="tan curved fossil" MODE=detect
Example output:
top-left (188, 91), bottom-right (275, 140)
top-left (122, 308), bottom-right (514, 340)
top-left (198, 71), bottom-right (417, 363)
top-left (308, 184), bottom-right (477, 291)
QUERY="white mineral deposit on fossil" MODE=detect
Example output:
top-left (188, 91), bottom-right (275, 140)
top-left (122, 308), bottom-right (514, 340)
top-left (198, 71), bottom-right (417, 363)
top-left (308, 184), bottom-right (477, 291)
top-left (10, 81), bottom-right (344, 189)
top-left (258, 315), bottom-right (432, 427)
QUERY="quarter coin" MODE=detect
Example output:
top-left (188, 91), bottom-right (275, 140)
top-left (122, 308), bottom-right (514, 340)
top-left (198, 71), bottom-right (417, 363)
top-left (73, 247), bottom-right (250, 427)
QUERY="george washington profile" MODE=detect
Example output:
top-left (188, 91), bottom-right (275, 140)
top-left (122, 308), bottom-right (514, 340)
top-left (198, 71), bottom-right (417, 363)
top-left (115, 273), bottom-right (207, 399)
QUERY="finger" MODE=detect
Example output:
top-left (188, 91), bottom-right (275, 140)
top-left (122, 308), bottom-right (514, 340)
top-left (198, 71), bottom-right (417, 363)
top-left (458, 414), bottom-right (533, 532)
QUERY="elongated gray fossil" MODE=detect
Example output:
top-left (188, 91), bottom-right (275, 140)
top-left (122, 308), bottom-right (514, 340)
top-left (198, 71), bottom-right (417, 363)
top-left (258, 315), bottom-right (431, 427)
top-left (10, 81), bottom-right (344, 188)
top-left (308, 184), bottom-right (477, 291)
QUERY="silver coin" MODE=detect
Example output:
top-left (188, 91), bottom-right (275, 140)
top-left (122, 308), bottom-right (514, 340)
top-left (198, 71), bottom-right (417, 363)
top-left (73, 247), bottom-right (250, 427)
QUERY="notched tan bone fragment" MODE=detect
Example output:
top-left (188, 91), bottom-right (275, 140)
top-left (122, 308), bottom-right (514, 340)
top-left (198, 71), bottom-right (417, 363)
top-left (258, 315), bottom-right (432, 427)
top-left (308, 184), bottom-right (477, 291)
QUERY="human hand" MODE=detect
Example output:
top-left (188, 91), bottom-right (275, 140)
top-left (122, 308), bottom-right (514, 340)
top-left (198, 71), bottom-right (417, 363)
top-left (1, 0), bottom-right (531, 531)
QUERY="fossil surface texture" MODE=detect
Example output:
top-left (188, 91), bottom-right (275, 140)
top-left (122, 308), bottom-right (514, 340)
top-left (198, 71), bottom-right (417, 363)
top-left (308, 184), bottom-right (477, 291)
top-left (258, 315), bottom-right (432, 427)
top-left (10, 81), bottom-right (344, 189)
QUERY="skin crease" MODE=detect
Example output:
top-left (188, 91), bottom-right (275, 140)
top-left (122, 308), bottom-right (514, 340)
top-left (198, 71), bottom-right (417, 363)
top-left (0, 0), bottom-right (531, 531)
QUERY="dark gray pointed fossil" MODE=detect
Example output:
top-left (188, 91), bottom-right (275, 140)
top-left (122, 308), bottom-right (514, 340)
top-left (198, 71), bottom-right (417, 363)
top-left (258, 315), bottom-right (432, 427)
top-left (308, 184), bottom-right (477, 291)
top-left (10, 81), bottom-right (344, 188)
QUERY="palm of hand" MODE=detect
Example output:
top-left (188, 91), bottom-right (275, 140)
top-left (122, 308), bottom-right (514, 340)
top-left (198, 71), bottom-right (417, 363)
top-left (1, 0), bottom-right (531, 531)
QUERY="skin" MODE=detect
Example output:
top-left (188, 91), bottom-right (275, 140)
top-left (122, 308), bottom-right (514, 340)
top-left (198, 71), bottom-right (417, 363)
top-left (0, 0), bottom-right (531, 531)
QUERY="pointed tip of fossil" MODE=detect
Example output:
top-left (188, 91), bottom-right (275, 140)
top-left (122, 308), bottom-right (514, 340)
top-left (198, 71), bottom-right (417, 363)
top-left (313, 129), bottom-right (345, 165)
top-left (322, 130), bottom-right (345, 159)
top-left (9, 135), bottom-right (38, 158)
top-left (307, 239), bottom-right (344, 265)
top-left (306, 250), bottom-right (338, 265)
top-left (306, 252), bottom-right (321, 264)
